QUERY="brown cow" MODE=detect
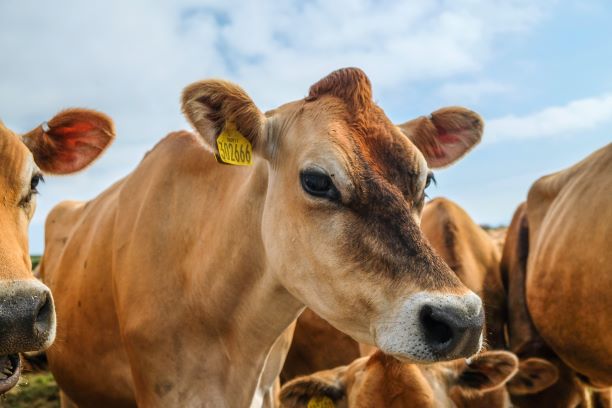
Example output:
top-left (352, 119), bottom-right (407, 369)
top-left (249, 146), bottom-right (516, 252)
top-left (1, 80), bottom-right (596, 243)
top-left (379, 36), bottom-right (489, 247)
top-left (282, 197), bottom-right (507, 384)
top-left (41, 68), bottom-right (486, 407)
top-left (0, 109), bottom-right (113, 394)
top-left (502, 147), bottom-right (612, 408)
top-left (525, 143), bottom-right (612, 388)
top-left (280, 349), bottom-right (518, 408)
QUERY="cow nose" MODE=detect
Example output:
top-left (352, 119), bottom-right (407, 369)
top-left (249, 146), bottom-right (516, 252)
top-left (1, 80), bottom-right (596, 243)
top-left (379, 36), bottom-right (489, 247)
top-left (419, 303), bottom-right (484, 359)
top-left (0, 280), bottom-right (56, 355)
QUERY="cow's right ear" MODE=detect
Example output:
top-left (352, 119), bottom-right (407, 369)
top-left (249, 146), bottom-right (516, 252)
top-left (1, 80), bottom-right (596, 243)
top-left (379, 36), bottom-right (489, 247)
top-left (506, 357), bottom-right (559, 395)
top-left (22, 108), bottom-right (115, 174)
top-left (279, 366), bottom-right (347, 408)
top-left (181, 79), bottom-right (266, 159)
top-left (397, 106), bottom-right (483, 169)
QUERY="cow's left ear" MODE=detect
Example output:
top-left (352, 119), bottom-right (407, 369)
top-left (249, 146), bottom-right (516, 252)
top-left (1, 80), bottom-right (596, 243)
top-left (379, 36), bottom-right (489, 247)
top-left (22, 109), bottom-right (115, 174)
top-left (279, 366), bottom-right (347, 408)
top-left (454, 351), bottom-right (519, 394)
top-left (182, 79), bottom-right (266, 159)
top-left (397, 107), bottom-right (483, 168)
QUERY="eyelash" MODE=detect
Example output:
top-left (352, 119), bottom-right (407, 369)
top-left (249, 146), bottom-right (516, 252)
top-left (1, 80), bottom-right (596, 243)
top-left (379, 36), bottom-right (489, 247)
top-left (19, 174), bottom-right (44, 208)
top-left (423, 172), bottom-right (436, 199)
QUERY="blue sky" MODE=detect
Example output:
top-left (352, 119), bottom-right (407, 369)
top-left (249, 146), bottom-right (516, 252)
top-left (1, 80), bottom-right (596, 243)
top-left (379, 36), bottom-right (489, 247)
top-left (1, 0), bottom-right (611, 253)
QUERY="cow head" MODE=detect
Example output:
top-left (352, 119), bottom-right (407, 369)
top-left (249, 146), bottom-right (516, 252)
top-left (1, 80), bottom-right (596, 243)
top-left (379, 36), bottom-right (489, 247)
top-left (0, 109), bottom-right (114, 393)
top-left (182, 68), bottom-right (485, 363)
top-left (279, 350), bottom-right (518, 407)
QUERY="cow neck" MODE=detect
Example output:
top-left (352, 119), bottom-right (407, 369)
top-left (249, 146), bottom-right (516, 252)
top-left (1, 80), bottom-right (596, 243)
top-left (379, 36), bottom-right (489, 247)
top-left (191, 158), bottom-right (304, 406)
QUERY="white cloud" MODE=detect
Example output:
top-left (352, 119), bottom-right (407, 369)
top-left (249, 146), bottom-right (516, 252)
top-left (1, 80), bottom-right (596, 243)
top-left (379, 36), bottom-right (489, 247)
top-left (486, 93), bottom-right (612, 142)
top-left (0, 0), bottom-right (551, 252)
top-left (437, 79), bottom-right (512, 103)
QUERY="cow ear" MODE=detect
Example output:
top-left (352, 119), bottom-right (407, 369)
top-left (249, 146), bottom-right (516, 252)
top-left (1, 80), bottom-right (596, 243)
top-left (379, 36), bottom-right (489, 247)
top-left (397, 107), bottom-right (483, 168)
top-left (22, 109), bottom-right (115, 174)
top-left (181, 79), bottom-right (266, 158)
top-left (454, 351), bottom-right (519, 394)
top-left (279, 367), bottom-right (347, 408)
top-left (506, 357), bottom-right (559, 395)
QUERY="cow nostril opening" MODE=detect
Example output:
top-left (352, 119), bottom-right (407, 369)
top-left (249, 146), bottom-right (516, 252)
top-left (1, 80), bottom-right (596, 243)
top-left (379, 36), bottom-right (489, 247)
top-left (420, 305), bottom-right (454, 346)
top-left (34, 293), bottom-right (52, 336)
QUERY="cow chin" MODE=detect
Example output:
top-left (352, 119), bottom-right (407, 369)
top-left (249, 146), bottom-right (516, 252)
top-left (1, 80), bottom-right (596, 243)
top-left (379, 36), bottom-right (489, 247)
top-left (373, 291), bottom-right (484, 363)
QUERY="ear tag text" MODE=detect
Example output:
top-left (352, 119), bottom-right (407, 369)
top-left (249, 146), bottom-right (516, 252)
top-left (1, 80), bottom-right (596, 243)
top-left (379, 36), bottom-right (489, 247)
top-left (307, 396), bottom-right (335, 408)
top-left (215, 122), bottom-right (253, 166)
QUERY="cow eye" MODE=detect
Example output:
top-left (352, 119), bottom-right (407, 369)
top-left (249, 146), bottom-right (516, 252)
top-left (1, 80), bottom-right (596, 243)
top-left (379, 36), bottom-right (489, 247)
top-left (31, 173), bottom-right (43, 192)
top-left (20, 173), bottom-right (43, 208)
top-left (300, 169), bottom-right (339, 200)
top-left (425, 172), bottom-right (436, 190)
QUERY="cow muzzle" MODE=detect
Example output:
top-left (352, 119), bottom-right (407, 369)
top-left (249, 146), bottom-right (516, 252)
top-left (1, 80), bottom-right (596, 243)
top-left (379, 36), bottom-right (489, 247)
top-left (374, 291), bottom-right (484, 363)
top-left (0, 280), bottom-right (56, 356)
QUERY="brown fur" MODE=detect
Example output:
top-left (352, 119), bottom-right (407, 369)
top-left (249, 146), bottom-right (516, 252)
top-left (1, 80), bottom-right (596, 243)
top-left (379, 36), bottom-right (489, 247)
top-left (281, 198), bottom-right (505, 387)
top-left (0, 109), bottom-right (112, 394)
top-left (397, 107), bottom-right (483, 169)
top-left (182, 79), bottom-right (265, 152)
top-left (22, 109), bottom-right (114, 174)
top-left (42, 68), bottom-right (484, 407)
top-left (280, 350), bottom-right (518, 408)
top-left (502, 145), bottom-right (612, 406)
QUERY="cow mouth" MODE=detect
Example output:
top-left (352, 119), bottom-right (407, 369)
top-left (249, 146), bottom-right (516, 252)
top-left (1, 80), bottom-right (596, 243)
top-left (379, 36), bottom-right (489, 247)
top-left (0, 354), bottom-right (21, 394)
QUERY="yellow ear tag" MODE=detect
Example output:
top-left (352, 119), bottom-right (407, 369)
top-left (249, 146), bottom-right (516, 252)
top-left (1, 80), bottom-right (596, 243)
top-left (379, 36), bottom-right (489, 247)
top-left (307, 396), bottom-right (335, 408)
top-left (215, 122), bottom-right (253, 166)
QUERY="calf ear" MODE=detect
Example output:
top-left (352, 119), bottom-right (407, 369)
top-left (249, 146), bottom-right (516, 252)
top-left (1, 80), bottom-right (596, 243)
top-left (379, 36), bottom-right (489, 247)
top-left (279, 367), bottom-right (347, 408)
top-left (455, 351), bottom-right (519, 394)
top-left (397, 107), bottom-right (483, 168)
top-left (506, 357), bottom-right (559, 395)
top-left (182, 79), bottom-right (265, 160)
top-left (22, 109), bottom-right (114, 174)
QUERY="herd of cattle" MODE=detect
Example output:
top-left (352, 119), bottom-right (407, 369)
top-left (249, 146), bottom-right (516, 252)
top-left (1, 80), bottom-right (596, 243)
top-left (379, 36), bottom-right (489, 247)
top-left (0, 67), bottom-right (610, 407)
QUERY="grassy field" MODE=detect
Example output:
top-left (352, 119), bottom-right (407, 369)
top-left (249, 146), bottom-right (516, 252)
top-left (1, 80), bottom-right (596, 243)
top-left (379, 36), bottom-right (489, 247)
top-left (0, 372), bottom-right (59, 408)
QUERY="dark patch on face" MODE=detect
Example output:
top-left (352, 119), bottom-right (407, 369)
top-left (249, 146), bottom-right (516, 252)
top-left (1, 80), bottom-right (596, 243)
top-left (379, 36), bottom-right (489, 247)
top-left (302, 68), bottom-right (463, 291)
top-left (334, 106), bottom-right (459, 290)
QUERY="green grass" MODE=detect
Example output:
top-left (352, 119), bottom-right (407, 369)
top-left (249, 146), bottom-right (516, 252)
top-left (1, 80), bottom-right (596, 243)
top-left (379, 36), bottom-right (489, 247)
top-left (0, 372), bottom-right (59, 408)
top-left (30, 256), bottom-right (41, 270)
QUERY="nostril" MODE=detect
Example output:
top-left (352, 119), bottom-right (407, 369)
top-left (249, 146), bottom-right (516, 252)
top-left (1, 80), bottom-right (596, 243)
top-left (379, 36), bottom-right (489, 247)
top-left (420, 305), bottom-right (454, 347)
top-left (33, 292), bottom-right (53, 336)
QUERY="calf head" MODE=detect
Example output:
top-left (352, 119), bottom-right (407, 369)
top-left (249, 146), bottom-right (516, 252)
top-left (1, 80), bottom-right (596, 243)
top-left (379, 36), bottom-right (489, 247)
top-left (0, 109), bottom-right (114, 393)
top-left (279, 350), bottom-right (518, 407)
top-left (182, 68), bottom-right (485, 363)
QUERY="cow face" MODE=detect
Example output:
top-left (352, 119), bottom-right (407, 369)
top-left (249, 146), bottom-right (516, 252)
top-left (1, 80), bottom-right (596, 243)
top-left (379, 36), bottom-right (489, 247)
top-left (182, 68), bottom-right (485, 363)
top-left (279, 350), bottom-right (518, 408)
top-left (0, 110), bottom-right (114, 393)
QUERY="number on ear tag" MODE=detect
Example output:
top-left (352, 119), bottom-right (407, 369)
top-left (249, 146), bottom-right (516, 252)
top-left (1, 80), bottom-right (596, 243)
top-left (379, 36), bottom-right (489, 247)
top-left (307, 395), bottom-right (335, 408)
top-left (215, 122), bottom-right (253, 166)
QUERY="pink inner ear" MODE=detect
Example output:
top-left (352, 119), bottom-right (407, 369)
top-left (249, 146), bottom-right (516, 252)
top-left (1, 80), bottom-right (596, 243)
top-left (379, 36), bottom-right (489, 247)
top-left (43, 121), bottom-right (108, 174)
top-left (429, 145), bottom-right (447, 159)
top-left (437, 132), bottom-right (461, 144)
top-left (54, 122), bottom-right (96, 140)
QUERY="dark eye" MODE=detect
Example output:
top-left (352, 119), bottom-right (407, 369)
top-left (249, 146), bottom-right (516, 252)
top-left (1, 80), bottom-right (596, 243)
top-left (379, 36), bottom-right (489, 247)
top-left (423, 172), bottom-right (436, 200)
top-left (300, 170), bottom-right (339, 200)
top-left (20, 173), bottom-right (44, 208)
top-left (31, 173), bottom-right (44, 193)
top-left (425, 172), bottom-right (436, 190)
